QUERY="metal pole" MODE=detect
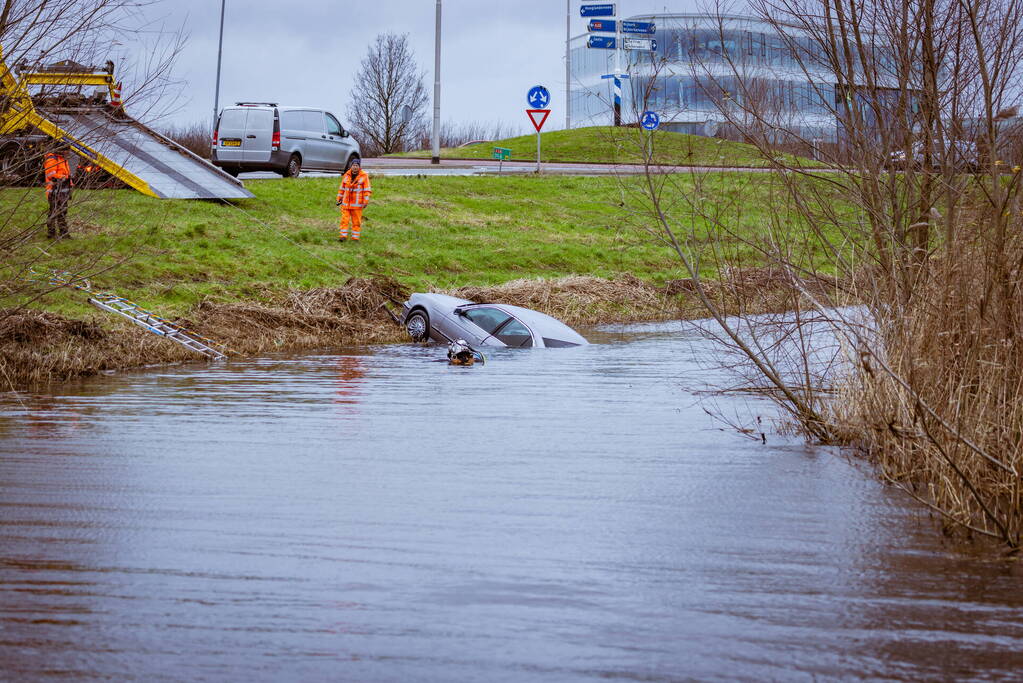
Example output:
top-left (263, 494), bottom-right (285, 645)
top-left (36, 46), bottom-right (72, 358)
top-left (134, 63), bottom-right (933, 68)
top-left (614, 15), bottom-right (622, 126)
top-left (536, 129), bottom-right (541, 173)
top-left (212, 0), bottom-right (226, 133)
top-left (565, 0), bottom-right (571, 130)
top-left (431, 0), bottom-right (442, 164)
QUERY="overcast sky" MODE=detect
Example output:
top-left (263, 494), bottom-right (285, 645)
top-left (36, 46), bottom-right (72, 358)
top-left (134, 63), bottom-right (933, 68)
top-left (125, 0), bottom-right (706, 134)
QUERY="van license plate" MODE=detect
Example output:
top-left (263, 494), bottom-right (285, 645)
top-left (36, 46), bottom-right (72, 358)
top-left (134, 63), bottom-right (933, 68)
top-left (221, 139), bottom-right (241, 147)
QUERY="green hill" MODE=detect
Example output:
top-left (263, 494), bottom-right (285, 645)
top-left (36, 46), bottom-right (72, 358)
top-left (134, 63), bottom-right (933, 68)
top-left (391, 125), bottom-right (809, 167)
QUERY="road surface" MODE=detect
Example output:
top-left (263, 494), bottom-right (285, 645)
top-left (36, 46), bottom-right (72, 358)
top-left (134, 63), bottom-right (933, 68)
top-left (239, 157), bottom-right (781, 179)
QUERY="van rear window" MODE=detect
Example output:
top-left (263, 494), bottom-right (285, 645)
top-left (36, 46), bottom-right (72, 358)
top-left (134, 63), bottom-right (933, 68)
top-left (218, 109), bottom-right (247, 130)
top-left (246, 109), bottom-right (273, 131)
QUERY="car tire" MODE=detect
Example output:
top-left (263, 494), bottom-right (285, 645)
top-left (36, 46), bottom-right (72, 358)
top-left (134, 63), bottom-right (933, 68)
top-left (283, 154), bottom-right (301, 178)
top-left (405, 309), bottom-right (431, 342)
top-left (224, 168), bottom-right (239, 177)
top-left (344, 154), bottom-right (360, 172)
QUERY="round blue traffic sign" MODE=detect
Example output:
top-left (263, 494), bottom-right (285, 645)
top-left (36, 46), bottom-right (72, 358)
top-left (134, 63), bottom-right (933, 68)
top-left (527, 85), bottom-right (551, 109)
top-left (641, 110), bottom-right (660, 130)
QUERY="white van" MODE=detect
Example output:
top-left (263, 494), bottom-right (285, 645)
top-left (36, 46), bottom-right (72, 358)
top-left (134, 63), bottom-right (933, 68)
top-left (211, 102), bottom-right (361, 177)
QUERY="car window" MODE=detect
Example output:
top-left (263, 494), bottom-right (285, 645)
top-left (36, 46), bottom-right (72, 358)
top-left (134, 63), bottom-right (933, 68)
top-left (463, 307), bottom-right (510, 334)
top-left (218, 109), bottom-right (247, 130)
top-left (280, 110), bottom-right (303, 131)
top-left (495, 318), bottom-right (533, 347)
top-left (325, 112), bottom-right (343, 137)
top-left (302, 110), bottom-right (324, 133)
top-left (542, 337), bottom-right (580, 348)
top-left (245, 109), bottom-right (273, 133)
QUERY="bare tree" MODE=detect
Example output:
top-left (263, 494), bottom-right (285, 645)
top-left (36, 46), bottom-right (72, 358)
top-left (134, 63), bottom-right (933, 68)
top-left (616, 0), bottom-right (1023, 550)
top-left (0, 1), bottom-right (183, 353)
top-left (345, 33), bottom-right (428, 156)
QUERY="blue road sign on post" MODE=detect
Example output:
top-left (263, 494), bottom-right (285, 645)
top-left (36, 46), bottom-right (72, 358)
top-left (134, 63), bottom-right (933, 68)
top-left (621, 20), bottom-right (656, 34)
top-left (587, 36), bottom-right (616, 49)
top-left (580, 3), bottom-right (615, 17)
top-left (641, 111), bottom-right (660, 130)
top-left (587, 18), bottom-right (616, 32)
top-left (527, 85), bottom-right (550, 109)
top-left (623, 37), bottom-right (657, 51)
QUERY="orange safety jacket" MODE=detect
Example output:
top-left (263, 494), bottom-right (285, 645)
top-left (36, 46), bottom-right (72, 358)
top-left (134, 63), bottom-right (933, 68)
top-left (337, 169), bottom-right (371, 209)
top-left (43, 153), bottom-right (72, 197)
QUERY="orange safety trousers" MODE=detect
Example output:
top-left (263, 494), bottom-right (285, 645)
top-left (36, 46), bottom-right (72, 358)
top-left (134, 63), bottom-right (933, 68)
top-left (340, 208), bottom-right (363, 240)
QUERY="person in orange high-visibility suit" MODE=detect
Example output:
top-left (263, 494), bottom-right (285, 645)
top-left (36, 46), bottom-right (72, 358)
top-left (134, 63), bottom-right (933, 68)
top-left (335, 159), bottom-right (371, 242)
top-left (43, 148), bottom-right (73, 239)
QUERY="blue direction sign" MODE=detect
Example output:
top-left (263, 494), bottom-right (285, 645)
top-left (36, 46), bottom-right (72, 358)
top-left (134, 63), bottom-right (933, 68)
top-left (623, 37), bottom-right (657, 51)
top-left (587, 35), bottom-right (616, 49)
top-left (622, 20), bottom-right (656, 34)
top-left (527, 85), bottom-right (550, 109)
top-left (640, 111), bottom-right (660, 130)
top-left (587, 18), bottom-right (616, 32)
top-left (580, 3), bottom-right (615, 17)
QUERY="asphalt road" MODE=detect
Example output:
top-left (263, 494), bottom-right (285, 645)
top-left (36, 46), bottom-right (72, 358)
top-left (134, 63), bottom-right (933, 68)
top-left (238, 157), bottom-right (778, 179)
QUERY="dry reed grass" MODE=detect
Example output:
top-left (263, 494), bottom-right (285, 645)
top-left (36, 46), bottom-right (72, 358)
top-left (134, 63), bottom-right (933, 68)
top-left (2, 272), bottom-right (805, 392)
top-left (442, 273), bottom-right (802, 325)
top-left (0, 276), bottom-right (411, 390)
top-left (445, 275), bottom-right (672, 325)
top-left (827, 239), bottom-right (1023, 548)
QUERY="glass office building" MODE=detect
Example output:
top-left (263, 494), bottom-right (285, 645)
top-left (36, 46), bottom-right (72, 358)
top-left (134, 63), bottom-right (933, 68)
top-left (569, 14), bottom-right (848, 141)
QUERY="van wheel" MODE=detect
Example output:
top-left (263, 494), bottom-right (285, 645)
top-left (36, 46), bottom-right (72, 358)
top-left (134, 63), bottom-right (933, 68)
top-left (344, 154), bottom-right (361, 172)
top-left (283, 154), bottom-right (301, 178)
top-left (224, 168), bottom-right (239, 177)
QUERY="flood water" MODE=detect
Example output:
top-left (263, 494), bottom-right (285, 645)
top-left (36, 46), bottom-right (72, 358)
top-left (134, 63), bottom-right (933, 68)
top-left (1, 322), bottom-right (1021, 681)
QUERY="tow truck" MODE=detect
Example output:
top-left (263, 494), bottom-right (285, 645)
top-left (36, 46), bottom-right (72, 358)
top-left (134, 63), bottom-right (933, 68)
top-left (0, 47), bottom-right (252, 199)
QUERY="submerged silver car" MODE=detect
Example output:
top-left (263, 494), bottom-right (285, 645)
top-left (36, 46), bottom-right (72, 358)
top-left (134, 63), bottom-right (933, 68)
top-left (401, 293), bottom-right (588, 348)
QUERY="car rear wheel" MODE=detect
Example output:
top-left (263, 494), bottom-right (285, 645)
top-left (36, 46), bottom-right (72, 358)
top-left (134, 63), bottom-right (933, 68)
top-left (405, 309), bottom-right (430, 342)
top-left (283, 154), bottom-right (301, 178)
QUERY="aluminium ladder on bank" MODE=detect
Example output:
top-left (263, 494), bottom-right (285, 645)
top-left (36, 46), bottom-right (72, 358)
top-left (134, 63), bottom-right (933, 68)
top-left (40, 270), bottom-right (228, 361)
top-left (88, 293), bottom-right (227, 361)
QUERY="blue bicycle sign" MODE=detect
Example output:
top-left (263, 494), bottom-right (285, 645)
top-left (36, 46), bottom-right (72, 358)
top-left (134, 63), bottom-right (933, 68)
top-left (640, 110), bottom-right (660, 130)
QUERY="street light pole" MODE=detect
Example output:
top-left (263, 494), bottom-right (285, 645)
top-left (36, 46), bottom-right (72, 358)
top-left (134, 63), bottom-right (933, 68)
top-left (212, 0), bottom-right (226, 133)
top-left (565, 0), bottom-right (571, 130)
top-left (431, 0), bottom-right (441, 164)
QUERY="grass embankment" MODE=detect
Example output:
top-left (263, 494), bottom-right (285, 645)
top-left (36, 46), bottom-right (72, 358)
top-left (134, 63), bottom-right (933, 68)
top-left (1, 172), bottom-right (837, 388)
top-left (392, 125), bottom-right (812, 167)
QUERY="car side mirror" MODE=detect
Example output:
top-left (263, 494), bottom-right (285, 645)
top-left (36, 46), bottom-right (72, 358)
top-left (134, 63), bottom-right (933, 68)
top-left (454, 307), bottom-right (466, 316)
top-left (340, 130), bottom-right (349, 138)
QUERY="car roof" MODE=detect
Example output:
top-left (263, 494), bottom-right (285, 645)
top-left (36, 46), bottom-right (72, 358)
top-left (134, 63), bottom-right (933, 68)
top-left (224, 105), bottom-right (326, 112)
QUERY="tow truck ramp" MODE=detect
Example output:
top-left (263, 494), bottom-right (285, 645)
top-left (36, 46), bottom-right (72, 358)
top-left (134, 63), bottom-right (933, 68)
top-left (45, 107), bottom-right (252, 199)
top-left (1, 50), bottom-right (253, 200)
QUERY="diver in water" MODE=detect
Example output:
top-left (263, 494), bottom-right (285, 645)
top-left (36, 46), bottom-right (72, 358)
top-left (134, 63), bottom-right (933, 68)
top-left (447, 339), bottom-right (485, 366)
